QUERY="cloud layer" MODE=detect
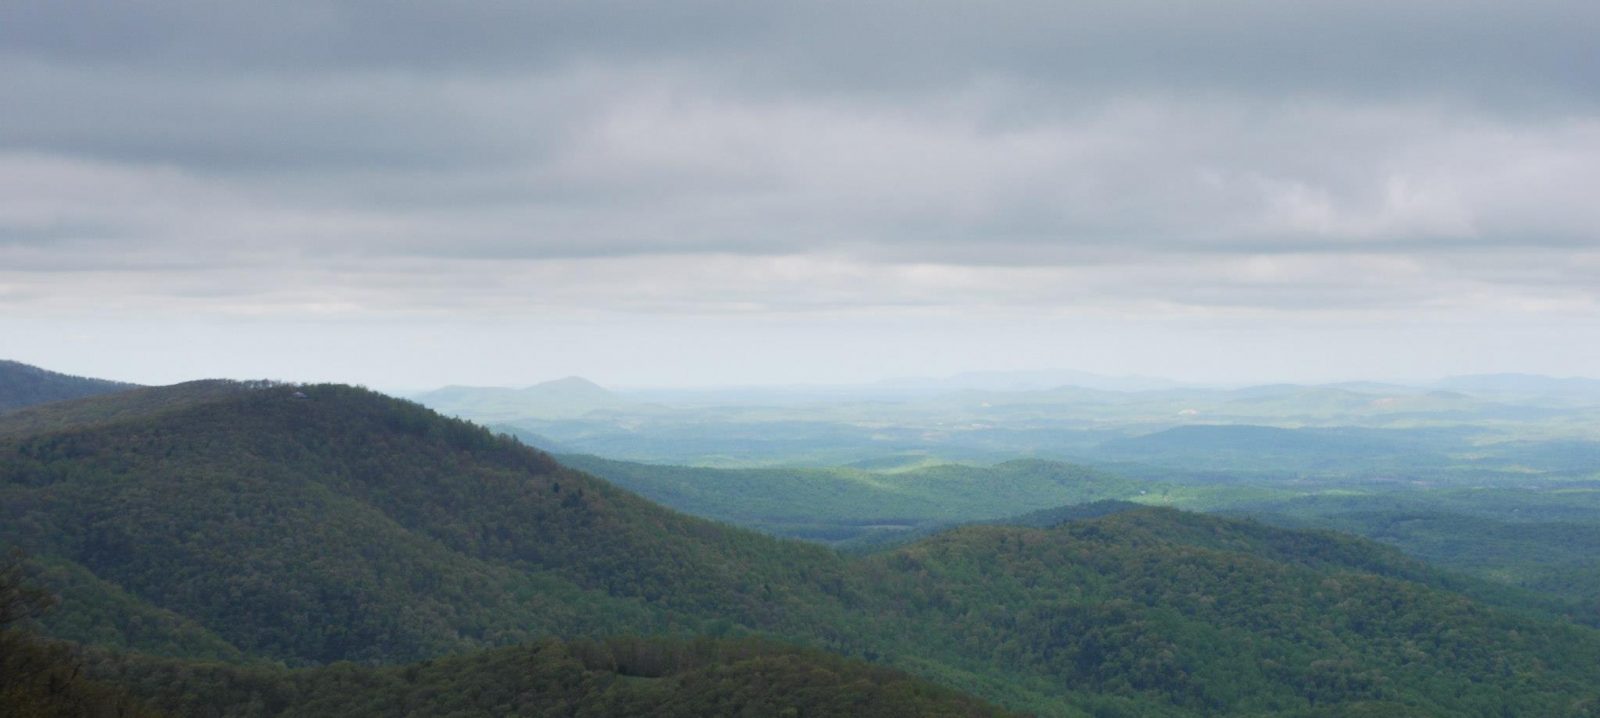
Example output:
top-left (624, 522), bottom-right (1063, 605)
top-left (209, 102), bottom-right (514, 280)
top-left (3, 1), bottom-right (1598, 383)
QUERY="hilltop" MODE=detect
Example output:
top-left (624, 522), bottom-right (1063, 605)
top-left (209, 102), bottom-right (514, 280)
top-left (413, 376), bottom-right (634, 421)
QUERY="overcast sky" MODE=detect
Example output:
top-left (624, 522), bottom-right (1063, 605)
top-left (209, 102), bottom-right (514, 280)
top-left (3, 1), bottom-right (1599, 389)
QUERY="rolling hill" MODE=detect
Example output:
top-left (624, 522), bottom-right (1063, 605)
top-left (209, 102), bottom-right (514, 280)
top-left (0, 381), bottom-right (855, 665)
top-left (559, 454), bottom-right (1139, 542)
top-left (1437, 374), bottom-right (1600, 403)
top-left (5, 379), bottom-right (1600, 715)
top-left (412, 377), bottom-right (635, 421)
top-left (1091, 424), bottom-right (1459, 474)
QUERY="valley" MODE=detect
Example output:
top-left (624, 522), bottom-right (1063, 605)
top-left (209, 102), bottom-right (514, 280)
top-left (5, 362), bottom-right (1600, 716)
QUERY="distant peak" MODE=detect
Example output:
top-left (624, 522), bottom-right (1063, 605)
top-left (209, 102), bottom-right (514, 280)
top-left (523, 377), bottom-right (617, 400)
top-left (535, 376), bottom-right (608, 391)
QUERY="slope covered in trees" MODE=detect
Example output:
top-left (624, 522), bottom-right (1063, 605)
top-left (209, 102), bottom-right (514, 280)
top-left (0, 557), bottom-right (158, 718)
top-left (0, 382), bottom-right (855, 665)
top-left (86, 635), bottom-right (1014, 718)
top-left (1, 560), bottom-right (1013, 718)
top-left (561, 453), bottom-right (1137, 542)
top-left (836, 500), bottom-right (1150, 554)
top-left (6, 381), bottom-right (1600, 715)
top-left (1232, 494), bottom-right (1600, 625)
top-left (851, 509), bottom-right (1600, 715)
top-left (0, 359), bottom-right (136, 414)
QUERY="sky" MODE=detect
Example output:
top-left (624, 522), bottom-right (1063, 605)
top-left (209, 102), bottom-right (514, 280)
top-left (3, 1), bottom-right (1599, 389)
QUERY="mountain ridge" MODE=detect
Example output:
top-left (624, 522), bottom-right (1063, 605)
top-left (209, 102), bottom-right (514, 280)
top-left (0, 359), bottom-right (139, 414)
top-left (6, 379), bottom-right (1600, 715)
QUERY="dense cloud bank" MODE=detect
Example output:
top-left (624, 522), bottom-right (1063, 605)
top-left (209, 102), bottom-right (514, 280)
top-left (2, 2), bottom-right (1597, 383)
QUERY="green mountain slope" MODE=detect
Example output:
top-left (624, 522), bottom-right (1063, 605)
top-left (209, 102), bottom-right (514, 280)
top-left (22, 552), bottom-right (248, 662)
top-left (1230, 493), bottom-right (1600, 623)
top-left (836, 500), bottom-right (1150, 554)
top-left (0, 359), bottom-right (136, 414)
top-left (560, 453), bottom-right (1138, 541)
top-left (0, 380), bottom-right (258, 441)
top-left (87, 635), bottom-right (1015, 718)
top-left (6, 381), bottom-right (1600, 715)
top-left (855, 509), bottom-right (1600, 716)
top-left (0, 382), bottom-right (853, 664)
top-left (3, 560), bottom-right (1010, 718)
top-left (1, 559), bottom-right (160, 718)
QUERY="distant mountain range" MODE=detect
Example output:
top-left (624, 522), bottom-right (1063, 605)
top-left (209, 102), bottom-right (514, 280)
top-left (408, 371), bottom-right (1600, 420)
top-left (411, 375), bottom-right (637, 420)
top-left (0, 359), bottom-right (137, 413)
top-left (1435, 373), bottom-right (1600, 401)
top-left (873, 368), bottom-right (1186, 393)
top-left (398, 370), bottom-right (1600, 468)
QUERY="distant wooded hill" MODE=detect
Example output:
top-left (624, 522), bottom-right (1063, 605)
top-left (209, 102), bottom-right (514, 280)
top-left (412, 376), bottom-right (637, 421)
top-left (0, 359), bottom-right (136, 413)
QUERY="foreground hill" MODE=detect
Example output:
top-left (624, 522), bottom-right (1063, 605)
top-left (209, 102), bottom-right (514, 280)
top-left (5, 380), bottom-right (1600, 715)
top-left (88, 636), bottom-right (1013, 718)
top-left (0, 381), bottom-right (855, 665)
top-left (0, 359), bottom-right (135, 413)
top-left (0, 562), bottom-right (1011, 718)
top-left (1, 560), bottom-right (157, 717)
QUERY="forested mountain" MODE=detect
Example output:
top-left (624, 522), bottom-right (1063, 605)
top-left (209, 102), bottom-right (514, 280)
top-left (5, 380), bottom-right (1600, 715)
top-left (0, 380), bottom-right (251, 441)
top-left (0, 359), bottom-right (136, 413)
top-left (852, 509), bottom-right (1600, 715)
top-left (836, 500), bottom-right (1155, 554)
top-left (1233, 494), bottom-right (1600, 623)
top-left (0, 381), bottom-right (855, 665)
top-left (88, 636), bottom-right (1014, 718)
top-left (1, 559), bottom-right (157, 717)
top-left (0, 561), bottom-right (1011, 718)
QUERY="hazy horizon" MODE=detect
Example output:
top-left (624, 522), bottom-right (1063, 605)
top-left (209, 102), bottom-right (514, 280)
top-left (6, 347), bottom-right (1596, 396)
top-left (3, 314), bottom-right (1596, 391)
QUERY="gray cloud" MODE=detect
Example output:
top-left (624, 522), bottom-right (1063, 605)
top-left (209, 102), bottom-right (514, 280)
top-left (8, 1), bottom-right (1598, 105)
top-left (2, 0), bottom-right (1599, 385)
